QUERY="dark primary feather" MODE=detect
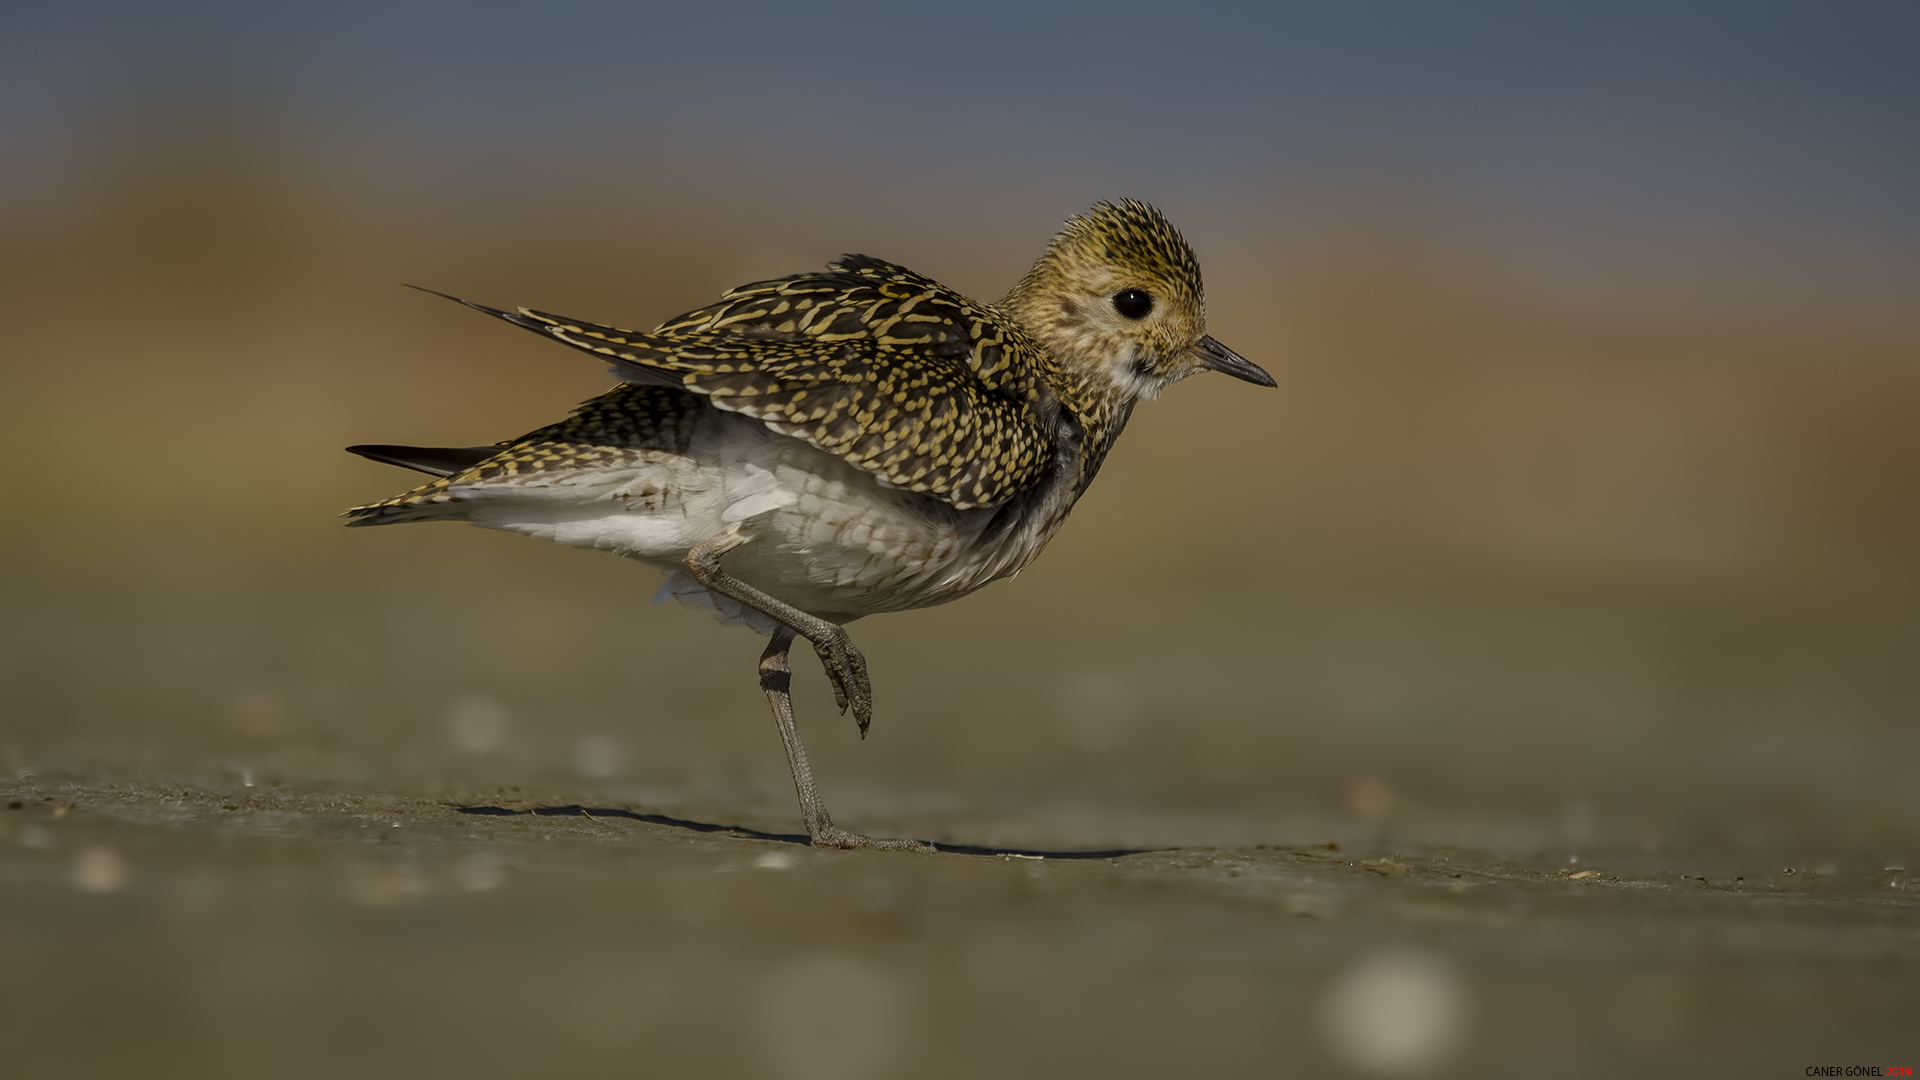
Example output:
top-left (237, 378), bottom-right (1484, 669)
top-left (344, 443), bottom-right (498, 478)
top-left (425, 257), bottom-right (1060, 510)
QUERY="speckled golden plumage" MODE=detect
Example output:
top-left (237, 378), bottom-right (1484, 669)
top-left (344, 200), bottom-right (1273, 850)
top-left (497, 257), bottom-right (1054, 509)
top-left (349, 201), bottom-right (1256, 523)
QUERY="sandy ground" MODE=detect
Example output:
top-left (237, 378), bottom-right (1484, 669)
top-left (3, 771), bottom-right (1914, 1079)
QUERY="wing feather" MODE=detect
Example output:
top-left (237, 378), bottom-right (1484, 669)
top-left (431, 257), bottom-right (1056, 509)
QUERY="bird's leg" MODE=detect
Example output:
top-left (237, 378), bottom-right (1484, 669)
top-left (689, 527), bottom-right (931, 852)
top-left (757, 627), bottom-right (826, 833)
top-left (686, 527), bottom-right (872, 735)
top-left (758, 628), bottom-right (932, 852)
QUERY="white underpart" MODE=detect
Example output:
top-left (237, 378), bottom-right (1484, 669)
top-left (432, 407), bottom-right (1047, 634)
top-left (652, 569), bottom-right (781, 635)
top-left (453, 422), bottom-right (799, 633)
top-left (720, 462), bottom-right (792, 523)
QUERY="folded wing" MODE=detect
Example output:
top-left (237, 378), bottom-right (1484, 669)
top-left (420, 256), bottom-right (1056, 511)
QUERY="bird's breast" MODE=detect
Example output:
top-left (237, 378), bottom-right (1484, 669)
top-left (717, 432), bottom-right (1043, 620)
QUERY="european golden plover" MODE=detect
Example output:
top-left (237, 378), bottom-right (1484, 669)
top-left (346, 200), bottom-right (1273, 850)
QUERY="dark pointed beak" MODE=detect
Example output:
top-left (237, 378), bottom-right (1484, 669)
top-left (1191, 335), bottom-right (1275, 387)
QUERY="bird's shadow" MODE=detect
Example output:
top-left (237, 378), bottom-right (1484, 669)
top-left (453, 803), bottom-right (1151, 860)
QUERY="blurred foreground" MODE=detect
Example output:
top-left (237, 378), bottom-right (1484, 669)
top-left (2, 776), bottom-right (1914, 1077)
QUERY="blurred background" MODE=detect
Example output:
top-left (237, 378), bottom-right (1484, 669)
top-left (8, 0), bottom-right (1917, 849)
top-left (5, 4), bottom-right (1920, 1072)
top-left (5, 2), bottom-right (1919, 1075)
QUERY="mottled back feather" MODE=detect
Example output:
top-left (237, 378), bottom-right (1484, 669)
top-left (417, 256), bottom-right (1055, 510)
top-left (349, 201), bottom-right (1252, 527)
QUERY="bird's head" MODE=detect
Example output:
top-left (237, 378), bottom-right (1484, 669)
top-left (1003, 200), bottom-right (1273, 405)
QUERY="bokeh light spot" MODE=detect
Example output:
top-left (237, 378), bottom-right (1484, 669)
top-left (755, 955), bottom-right (908, 1080)
top-left (1321, 949), bottom-right (1472, 1075)
top-left (72, 847), bottom-right (127, 893)
top-left (448, 694), bottom-right (510, 754)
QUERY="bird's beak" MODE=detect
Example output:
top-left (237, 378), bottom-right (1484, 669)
top-left (1191, 335), bottom-right (1275, 387)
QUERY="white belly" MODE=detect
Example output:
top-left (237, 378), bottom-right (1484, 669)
top-left (447, 408), bottom-right (1032, 630)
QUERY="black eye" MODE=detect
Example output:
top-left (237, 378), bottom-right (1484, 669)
top-left (1111, 288), bottom-right (1153, 320)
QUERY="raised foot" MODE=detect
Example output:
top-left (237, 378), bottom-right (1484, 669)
top-left (809, 626), bottom-right (872, 736)
top-left (807, 824), bottom-right (936, 853)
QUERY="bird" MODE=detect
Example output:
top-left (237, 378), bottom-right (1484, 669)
top-left (344, 199), bottom-right (1274, 851)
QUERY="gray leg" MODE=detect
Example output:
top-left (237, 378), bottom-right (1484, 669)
top-left (758, 628), bottom-right (931, 852)
top-left (688, 528), bottom-right (873, 735)
top-left (695, 528), bottom-right (932, 853)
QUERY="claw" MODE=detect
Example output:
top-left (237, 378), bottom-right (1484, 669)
top-left (811, 629), bottom-right (873, 737)
top-left (809, 824), bottom-right (936, 852)
top-left (822, 661), bottom-right (851, 713)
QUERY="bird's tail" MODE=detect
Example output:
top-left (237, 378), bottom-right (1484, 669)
top-left (341, 443), bottom-right (498, 526)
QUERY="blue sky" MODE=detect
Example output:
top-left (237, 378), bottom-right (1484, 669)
top-left (6, 2), bottom-right (1917, 313)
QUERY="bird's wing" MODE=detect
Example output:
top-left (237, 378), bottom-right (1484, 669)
top-left (433, 257), bottom-right (1057, 510)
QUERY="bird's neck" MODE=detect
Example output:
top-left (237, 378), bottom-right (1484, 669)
top-left (1013, 368), bottom-right (1136, 509)
top-left (997, 282), bottom-right (1143, 498)
top-left (1067, 395), bottom-right (1136, 499)
top-left (955, 294), bottom-right (1140, 587)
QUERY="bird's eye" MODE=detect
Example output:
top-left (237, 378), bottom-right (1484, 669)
top-left (1111, 288), bottom-right (1153, 320)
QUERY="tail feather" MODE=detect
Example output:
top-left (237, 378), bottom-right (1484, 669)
top-left (342, 474), bottom-right (463, 526)
top-left (404, 283), bottom-right (567, 336)
top-left (345, 443), bottom-right (498, 478)
top-left (403, 284), bottom-right (683, 388)
top-left (344, 285), bottom-right (673, 529)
